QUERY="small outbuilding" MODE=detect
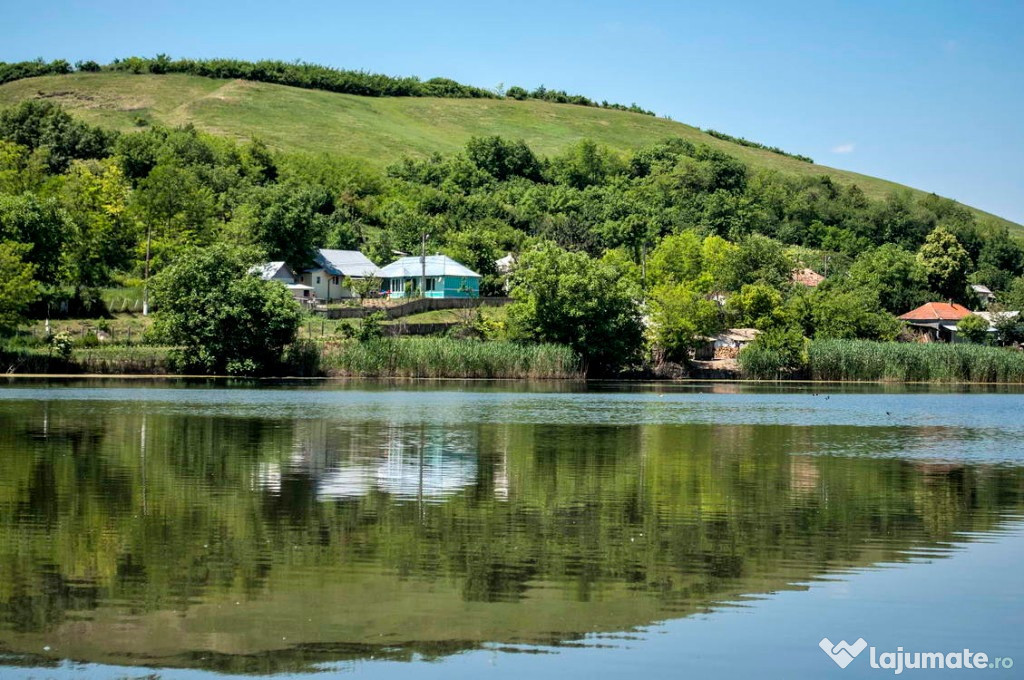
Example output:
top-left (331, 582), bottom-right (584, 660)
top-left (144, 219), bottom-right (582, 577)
top-left (695, 328), bottom-right (761, 360)
top-left (250, 261), bottom-right (314, 303)
top-left (378, 255), bottom-right (481, 299)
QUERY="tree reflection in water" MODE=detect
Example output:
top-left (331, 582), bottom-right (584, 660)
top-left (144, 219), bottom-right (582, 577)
top-left (0, 394), bottom-right (1021, 674)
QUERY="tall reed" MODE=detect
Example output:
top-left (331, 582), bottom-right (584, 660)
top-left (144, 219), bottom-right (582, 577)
top-left (808, 340), bottom-right (1024, 383)
top-left (0, 346), bottom-right (172, 374)
top-left (321, 338), bottom-right (582, 379)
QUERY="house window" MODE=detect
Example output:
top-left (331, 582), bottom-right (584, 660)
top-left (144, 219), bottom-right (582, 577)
top-left (332, 277), bottom-right (339, 285)
top-left (425, 278), bottom-right (436, 292)
top-left (316, 276), bottom-right (321, 285)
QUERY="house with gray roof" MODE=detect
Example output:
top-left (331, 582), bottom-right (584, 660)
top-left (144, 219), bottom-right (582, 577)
top-left (377, 255), bottom-right (481, 299)
top-left (301, 249), bottom-right (380, 301)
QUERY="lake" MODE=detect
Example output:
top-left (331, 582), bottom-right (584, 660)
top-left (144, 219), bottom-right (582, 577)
top-left (0, 380), bottom-right (1022, 678)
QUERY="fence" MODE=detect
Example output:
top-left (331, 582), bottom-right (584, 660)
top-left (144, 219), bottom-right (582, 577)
top-left (317, 297), bottom-right (512, 320)
top-left (383, 323), bottom-right (457, 337)
top-left (25, 326), bottom-right (144, 346)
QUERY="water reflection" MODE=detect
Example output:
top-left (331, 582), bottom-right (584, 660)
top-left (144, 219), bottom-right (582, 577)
top-left (284, 425), bottom-right (479, 502)
top-left (0, 390), bottom-right (1022, 675)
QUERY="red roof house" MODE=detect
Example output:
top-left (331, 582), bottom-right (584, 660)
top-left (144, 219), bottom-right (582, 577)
top-left (898, 302), bottom-right (971, 322)
top-left (898, 302), bottom-right (972, 342)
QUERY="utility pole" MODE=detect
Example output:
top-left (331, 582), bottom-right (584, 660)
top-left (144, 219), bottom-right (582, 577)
top-left (420, 232), bottom-right (430, 297)
top-left (641, 241), bottom-right (647, 288)
top-left (142, 224), bottom-right (152, 315)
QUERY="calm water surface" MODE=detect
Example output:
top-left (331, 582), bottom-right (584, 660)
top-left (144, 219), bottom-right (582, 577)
top-left (0, 380), bottom-right (1022, 678)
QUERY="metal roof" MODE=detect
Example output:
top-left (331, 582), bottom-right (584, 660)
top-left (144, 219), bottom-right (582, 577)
top-left (377, 255), bottom-right (481, 279)
top-left (311, 250), bottom-right (380, 277)
top-left (249, 261), bottom-right (290, 280)
top-left (975, 311), bottom-right (1019, 323)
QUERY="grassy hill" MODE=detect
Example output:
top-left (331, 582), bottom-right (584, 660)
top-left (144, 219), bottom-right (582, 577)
top-left (2, 72), bottom-right (1018, 231)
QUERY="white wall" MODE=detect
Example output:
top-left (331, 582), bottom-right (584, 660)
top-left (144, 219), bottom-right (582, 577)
top-left (301, 269), bottom-right (356, 301)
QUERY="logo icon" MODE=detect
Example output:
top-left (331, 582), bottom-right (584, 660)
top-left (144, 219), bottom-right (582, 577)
top-left (820, 637), bottom-right (868, 669)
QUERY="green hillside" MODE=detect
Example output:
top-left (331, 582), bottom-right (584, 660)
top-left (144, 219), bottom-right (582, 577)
top-left (1, 72), bottom-right (1018, 231)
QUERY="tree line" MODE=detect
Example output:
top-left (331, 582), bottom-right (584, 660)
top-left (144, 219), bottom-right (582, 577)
top-left (0, 56), bottom-right (655, 115)
top-left (704, 129), bottom-right (813, 163)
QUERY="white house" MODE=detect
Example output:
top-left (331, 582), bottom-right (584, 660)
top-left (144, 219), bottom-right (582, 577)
top-left (301, 249), bottom-right (380, 302)
top-left (495, 252), bottom-right (516, 293)
top-left (249, 261), bottom-right (314, 302)
top-left (971, 284), bottom-right (997, 307)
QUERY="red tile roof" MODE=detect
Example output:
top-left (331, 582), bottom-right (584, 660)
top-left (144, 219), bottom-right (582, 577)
top-left (898, 302), bottom-right (972, 321)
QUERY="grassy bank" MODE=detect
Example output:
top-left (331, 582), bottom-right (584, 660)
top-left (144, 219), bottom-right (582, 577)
top-left (320, 338), bottom-right (581, 379)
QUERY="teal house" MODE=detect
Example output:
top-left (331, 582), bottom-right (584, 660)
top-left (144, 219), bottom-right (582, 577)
top-left (377, 255), bottom-right (481, 299)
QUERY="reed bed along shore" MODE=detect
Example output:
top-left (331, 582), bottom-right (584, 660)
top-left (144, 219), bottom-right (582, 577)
top-left (1, 346), bottom-right (173, 374)
top-left (807, 340), bottom-right (1024, 383)
top-left (321, 338), bottom-right (582, 379)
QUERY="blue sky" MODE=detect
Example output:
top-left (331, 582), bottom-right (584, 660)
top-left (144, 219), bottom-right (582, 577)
top-left (4, 0), bottom-right (1023, 224)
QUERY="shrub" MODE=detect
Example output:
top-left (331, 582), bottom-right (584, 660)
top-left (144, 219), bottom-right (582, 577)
top-left (507, 242), bottom-right (642, 375)
top-left (738, 327), bottom-right (807, 379)
top-left (49, 331), bottom-right (73, 360)
top-left (151, 244), bottom-right (302, 375)
top-left (957, 314), bottom-right (991, 344)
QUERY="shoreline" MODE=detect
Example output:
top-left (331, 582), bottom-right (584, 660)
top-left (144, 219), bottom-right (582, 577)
top-left (6, 373), bottom-right (1024, 387)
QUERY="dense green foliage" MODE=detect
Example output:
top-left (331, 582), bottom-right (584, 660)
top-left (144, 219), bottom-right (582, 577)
top-left (957, 313), bottom-right (991, 344)
top-left (506, 243), bottom-right (643, 373)
top-left (0, 58), bottom-right (72, 85)
top-left (844, 243), bottom-right (929, 313)
top-left (0, 100), bottom-right (117, 172)
top-left (151, 244), bottom-right (302, 375)
top-left (3, 95), bottom-right (1024, 377)
top-left (917, 225), bottom-right (971, 302)
top-left (0, 242), bottom-right (37, 335)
